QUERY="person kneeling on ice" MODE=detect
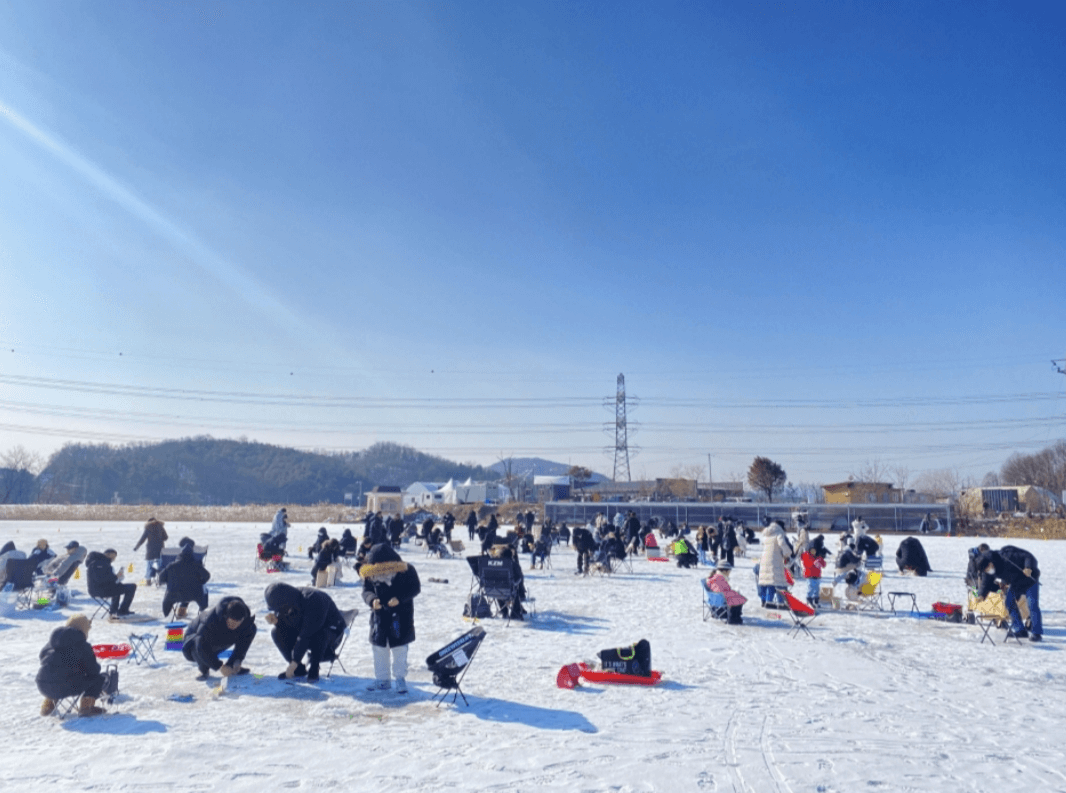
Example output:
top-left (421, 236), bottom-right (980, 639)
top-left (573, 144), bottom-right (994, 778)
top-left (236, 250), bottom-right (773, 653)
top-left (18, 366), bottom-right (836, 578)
top-left (706, 562), bottom-right (747, 624)
top-left (36, 615), bottom-right (108, 717)
top-left (360, 543), bottom-right (421, 693)
top-left (183, 596), bottom-right (257, 680)
top-left (264, 581), bottom-right (347, 682)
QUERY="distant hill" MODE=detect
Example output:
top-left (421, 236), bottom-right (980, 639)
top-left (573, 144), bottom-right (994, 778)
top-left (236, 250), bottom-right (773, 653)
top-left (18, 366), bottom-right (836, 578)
top-left (488, 457), bottom-right (609, 482)
top-left (35, 438), bottom-right (496, 505)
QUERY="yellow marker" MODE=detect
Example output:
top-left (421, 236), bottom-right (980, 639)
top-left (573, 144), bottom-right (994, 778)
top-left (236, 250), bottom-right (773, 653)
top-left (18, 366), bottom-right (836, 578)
top-left (74, 568), bottom-right (80, 580)
top-left (128, 563), bottom-right (134, 573)
top-left (299, 546), bottom-right (302, 553)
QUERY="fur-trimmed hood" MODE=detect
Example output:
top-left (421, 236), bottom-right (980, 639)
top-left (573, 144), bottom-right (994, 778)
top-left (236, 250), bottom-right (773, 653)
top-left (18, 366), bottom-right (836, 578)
top-left (359, 543), bottom-right (409, 580)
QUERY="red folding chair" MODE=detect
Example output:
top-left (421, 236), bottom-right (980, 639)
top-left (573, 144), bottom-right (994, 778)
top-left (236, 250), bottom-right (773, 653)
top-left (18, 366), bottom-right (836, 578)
top-left (782, 591), bottom-right (818, 639)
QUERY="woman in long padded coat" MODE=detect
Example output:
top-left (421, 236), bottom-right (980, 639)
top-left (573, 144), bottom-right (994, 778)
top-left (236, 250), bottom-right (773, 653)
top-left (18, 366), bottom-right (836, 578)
top-left (758, 521), bottom-right (792, 607)
top-left (360, 543), bottom-right (421, 693)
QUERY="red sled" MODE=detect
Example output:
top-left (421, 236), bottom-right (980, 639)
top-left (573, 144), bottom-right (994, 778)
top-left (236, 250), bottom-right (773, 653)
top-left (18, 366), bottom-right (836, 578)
top-left (577, 662), bottom-right (662, 686)
top-left (92, 643), bottom-right (132, 659)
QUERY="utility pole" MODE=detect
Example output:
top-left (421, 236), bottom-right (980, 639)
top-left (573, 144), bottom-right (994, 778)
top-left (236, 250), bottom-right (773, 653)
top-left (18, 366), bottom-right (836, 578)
top-left (707, 453), bottom-right (713, 500)
top-left (613, 374), bottom-right (632, 482)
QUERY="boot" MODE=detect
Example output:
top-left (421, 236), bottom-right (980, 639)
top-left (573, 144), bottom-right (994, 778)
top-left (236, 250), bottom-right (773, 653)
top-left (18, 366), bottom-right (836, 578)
top-left (176, 605), bottom-right (188, 619)
top-left (40, 698), bottom-right (56, 717)
top-left (79, 696), bottom-right (105, 717)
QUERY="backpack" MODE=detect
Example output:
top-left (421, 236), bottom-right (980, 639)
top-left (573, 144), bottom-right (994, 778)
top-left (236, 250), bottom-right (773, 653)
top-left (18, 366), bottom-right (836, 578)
top-left (463, 594), bottom-right (493, 619)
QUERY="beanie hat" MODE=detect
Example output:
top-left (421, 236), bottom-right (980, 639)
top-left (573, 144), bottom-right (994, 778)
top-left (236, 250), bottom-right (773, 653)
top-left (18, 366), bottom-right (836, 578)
top-left (66, 540), bottom-right (80, 550)
top-left (66, 614), bottom-right (91, 637)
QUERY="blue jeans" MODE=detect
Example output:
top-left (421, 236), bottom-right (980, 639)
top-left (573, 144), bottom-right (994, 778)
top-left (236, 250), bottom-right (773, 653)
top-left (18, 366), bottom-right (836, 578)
top-left (698, 548), bottom-right (708, 566)
top-left (758, 584), bottom-right (785, 605)
top-left (806, 577), bottom-right (820, 602)
top-left (1006, 582), bottom-right (1042, 636)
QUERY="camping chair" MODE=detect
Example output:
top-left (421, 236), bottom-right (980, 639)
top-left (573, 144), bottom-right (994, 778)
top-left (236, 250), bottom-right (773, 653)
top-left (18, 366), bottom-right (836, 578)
top-left (863, 554), bottom-right (884, 573)
top-left (478, 558), bottom-right (522, 626)
top-left (326, 608), bottom-right (360, 678)
top-left (856, 571), bottom-right (884, 611)
top-left (426, 626), bottom-right (486, 707)
top-left (5, 558), bottom-right (39, 610)
top-left (701, 579), bottom-right (728, 622)
top-left (160, 545), bottom-right (208, 569)
top-left (127, 633), bottom-right (159, 665)
top-left (782, 591), bottom-right (818, 639)
top-left (530, 539), bottom-right (552, 571)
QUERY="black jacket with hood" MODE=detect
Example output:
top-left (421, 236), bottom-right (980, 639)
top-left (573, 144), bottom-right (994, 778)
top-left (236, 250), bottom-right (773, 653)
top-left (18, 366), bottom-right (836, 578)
top-left (264, 582), bottom-right (346, 662)
top-left (159, 544), bottom-right (211, 602)
top-left (183, 596), bottom-right (257, 669)
top-left (360, 543), bottom-right (421, 648)
top-left (36, 623), bottom-right (101, 699)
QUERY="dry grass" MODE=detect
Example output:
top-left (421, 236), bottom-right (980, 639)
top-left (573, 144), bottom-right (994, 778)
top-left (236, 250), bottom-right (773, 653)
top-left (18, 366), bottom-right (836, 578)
top-left (0, 503), bottom-right (362, 524)
top-left (955, 515), bottom-right (1066, 541)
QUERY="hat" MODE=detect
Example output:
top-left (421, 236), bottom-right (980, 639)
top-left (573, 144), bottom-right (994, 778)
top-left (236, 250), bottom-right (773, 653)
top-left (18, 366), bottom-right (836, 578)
top-left (65, 540), bottom-right (80, 550)
top-left (716, 561), bottom-right (733, 571)
top-left (104, 548), bottom-right (117, 556)
top-left (66, 614), bottom-right (92, 637)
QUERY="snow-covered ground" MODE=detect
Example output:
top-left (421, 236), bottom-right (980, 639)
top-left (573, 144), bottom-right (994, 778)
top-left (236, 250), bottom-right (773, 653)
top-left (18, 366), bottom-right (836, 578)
top-left (1, 521), bottom-right (1062, 793)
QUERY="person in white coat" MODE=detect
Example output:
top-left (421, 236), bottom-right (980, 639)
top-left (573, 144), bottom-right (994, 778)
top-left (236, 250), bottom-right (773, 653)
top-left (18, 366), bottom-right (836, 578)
top-left (757, 521), bottom-right (793, 608)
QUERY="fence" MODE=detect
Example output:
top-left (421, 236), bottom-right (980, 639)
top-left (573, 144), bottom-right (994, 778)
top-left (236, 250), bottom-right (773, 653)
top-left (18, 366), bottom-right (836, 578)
top-left (545, 501), bottom-right (953, 535)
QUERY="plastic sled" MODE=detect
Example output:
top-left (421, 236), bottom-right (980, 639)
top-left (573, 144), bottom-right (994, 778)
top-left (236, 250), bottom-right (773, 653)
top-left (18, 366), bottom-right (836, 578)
top-left (577, 662), bottom-right (662, 686)
top-left (93, 643), bottom-right (133, 659)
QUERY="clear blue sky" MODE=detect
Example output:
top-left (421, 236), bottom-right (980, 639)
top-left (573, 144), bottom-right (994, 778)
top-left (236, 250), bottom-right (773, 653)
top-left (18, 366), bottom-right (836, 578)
top-left (1, 1), bottom-right (1063, 488)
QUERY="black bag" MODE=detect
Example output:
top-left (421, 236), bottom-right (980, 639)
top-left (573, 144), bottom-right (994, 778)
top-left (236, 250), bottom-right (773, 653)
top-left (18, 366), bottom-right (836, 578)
top-left (102, 664), bottom-right (120, 703)
top-left (599, 639), bottom-right (651, 677)
top-left (463, 594), bottom-right (493, 619)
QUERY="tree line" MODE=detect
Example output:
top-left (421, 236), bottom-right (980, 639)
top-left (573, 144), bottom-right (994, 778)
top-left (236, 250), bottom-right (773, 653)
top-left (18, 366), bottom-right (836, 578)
top-left (1, 438), bottom-right (496, 505)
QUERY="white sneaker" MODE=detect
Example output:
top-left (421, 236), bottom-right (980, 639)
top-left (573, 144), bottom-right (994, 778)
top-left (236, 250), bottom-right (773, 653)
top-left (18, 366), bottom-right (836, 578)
top-left (366, 680), bottom-right (390, 691)
top-left (396, 678), bottom-right (407, 694)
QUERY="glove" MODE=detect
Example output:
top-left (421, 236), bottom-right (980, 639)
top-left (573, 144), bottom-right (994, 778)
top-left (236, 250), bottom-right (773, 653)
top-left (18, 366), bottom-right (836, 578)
top-left (264, 612), bottom-right (278, 625)
top-left (220, 664), bottom-right (235, 678)
top-left (1024, 568), bottom-right (1033, 577)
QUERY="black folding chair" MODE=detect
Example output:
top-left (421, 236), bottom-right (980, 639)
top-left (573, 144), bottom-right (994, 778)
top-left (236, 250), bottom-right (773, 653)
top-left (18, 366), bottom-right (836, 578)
top-left (326, 608), bottom-right (360, 678)
top-left (5, 558), bottom-right (39, 610)
top-left (426, 626), bottom-right (486, 707)
top-left (479, 558), bottom-right (521, 625)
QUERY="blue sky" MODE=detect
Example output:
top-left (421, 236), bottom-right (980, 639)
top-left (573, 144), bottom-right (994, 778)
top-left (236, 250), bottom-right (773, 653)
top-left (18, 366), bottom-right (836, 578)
top-left (1, 1), bottom-right (1064, 488)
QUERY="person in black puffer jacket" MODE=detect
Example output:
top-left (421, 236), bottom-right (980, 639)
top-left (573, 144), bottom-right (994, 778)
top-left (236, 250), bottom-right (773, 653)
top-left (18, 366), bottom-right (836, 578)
top-left (36, 614), bottom-right (107, 717)
top-left (311, 539), bottom-right (341, 585)
top-left (896, 536), bottom-right (932, 577)
top-left (264, 581), bottom-right (346, 682)
top-left (159, 543), bottom-right (211, 618)
top-left (973, 544), bottom-right (1042, 642)
top-left (182, 596), bottom-right (257, 680)
top-left (86, 549), bottom-right (137, 617)
top-left (360, 543), bottom-right (421, 693)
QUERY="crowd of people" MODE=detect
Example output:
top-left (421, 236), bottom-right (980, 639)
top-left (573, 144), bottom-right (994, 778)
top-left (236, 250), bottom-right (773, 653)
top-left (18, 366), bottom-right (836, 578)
top-left (3, 506), bottom-right (1048, 718)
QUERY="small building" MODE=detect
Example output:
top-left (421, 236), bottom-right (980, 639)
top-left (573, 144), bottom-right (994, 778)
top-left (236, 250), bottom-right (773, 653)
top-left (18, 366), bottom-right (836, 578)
top-left (403, 482), bottom-right (444, 509)
top-left (823, 481), bottom-right (902, 505)
top-left (959, 485), bottom-right (1061, 516)
top-left (366, 485), bottom-right (403, 515)
top-left (533, 475), bottom-right (571, 503)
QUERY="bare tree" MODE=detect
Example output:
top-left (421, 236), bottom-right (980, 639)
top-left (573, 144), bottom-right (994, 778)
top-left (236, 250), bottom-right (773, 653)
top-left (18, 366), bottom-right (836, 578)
top-left (912, 468), bottom-right (964, 501)
top-left (669, 463), bottom-right (705, 481)
top-left (889, 464), bottom-right (910, 493)
top-left (497, 456), bottom-right (517, 503)
top-left (748, 456), bottom-right (787, 502)
top-left (1000, 440), bottom-right (1066, 494)
top-left (981, 471), bottom-right (1001, 487)
top-left (848, 458), bottom-right (890, 483)
top-left (568, 465), bottom-right (593, 499)
top-left (1, 445), bottom-right (45, 504)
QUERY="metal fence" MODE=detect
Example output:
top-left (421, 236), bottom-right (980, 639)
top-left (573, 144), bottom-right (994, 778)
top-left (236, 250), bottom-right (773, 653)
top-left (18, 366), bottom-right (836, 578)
top-left (545, 501), bottom-right (953, 535)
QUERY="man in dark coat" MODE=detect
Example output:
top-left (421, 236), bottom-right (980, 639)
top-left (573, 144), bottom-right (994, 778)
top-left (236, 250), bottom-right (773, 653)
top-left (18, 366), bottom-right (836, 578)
top-left (388, 515), bottom-right (404, 548)
top-left (36, 614), bottom-right (107, 717)
top-left (465, 510), bottom-right (478, 541)
top-left (421, 516), bottom-right (435, 546)
top-left (86, 549), bottom-right (137, 618)
top-left (28, 539), bottom-right (56, 575)
top-left (133, 517), bottom-right (168, 582)
top-left (973, 544), bottom-right (1042, 641)
top-left (896, 536), bottom-right (931, 576)
top-left (264, 581), bottom-right (347, 682)
top-left (182, 596), bottom-right (257, 680)
top-left (308, 527), bottom-right (330, 559)
top-left (339, 528), bottom-right (358, 555)
top-left (159, 542), bottom-right (211, 618)
top-left (359, 543), bottom-right (421, 693)
top-left (369, 512), bottom-right (387, 546)
top-left (442, 512), bottom-right (456, 543)
top-left (571, 526), bottom-right (597, 574)
top-left (310, 539), bottom-right (340, 585)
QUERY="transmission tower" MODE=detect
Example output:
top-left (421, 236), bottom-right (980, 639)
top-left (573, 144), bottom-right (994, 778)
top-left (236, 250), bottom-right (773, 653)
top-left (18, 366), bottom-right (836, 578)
top-left (613, 373), bottom-right (632, 482)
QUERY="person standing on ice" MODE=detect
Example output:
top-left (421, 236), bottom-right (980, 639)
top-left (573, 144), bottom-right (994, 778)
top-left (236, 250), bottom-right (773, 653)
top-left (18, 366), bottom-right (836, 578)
top-left (466, 510), bottom-right (478, 541)
top-left (757, 520), bottom-right (792, 608)
top-left (270, 508), bottom-right (290, 539)
top-left (264, 581), bottom-right (347, 682)
top-left (360, 543), bottom-right (421, 693)
top-left (133, 517), bottom-right (168, 584)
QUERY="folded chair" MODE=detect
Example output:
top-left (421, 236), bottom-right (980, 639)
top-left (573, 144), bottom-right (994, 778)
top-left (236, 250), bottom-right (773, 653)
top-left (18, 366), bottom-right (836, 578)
top-left (782, 591), bottom-right (818, 639)
top-left (326, 608), bottom-right (360, 678)
top-left (701, 579), bottom-right (728, 622)
top-left (426, 626), bottom-right (486, 707)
